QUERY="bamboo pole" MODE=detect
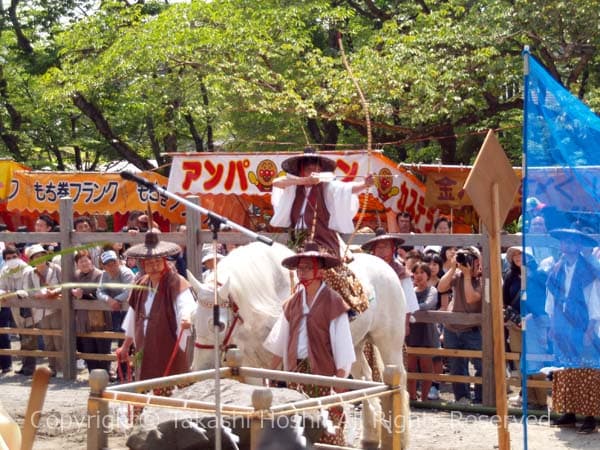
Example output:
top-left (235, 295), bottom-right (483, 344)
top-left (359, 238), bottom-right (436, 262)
top-left (100, 390), bottom-right (254, 415)
top-left (105, 367), bottom-right (231, 393)
top-left (240, 367), bottom-right (381, 389)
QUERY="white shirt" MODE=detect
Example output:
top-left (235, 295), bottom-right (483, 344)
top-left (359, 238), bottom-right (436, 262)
top-left (263, 283), bottom-right (356, 375)
top-left (401, 277), bottom-right (420, 314)
top-left (122, 287), bottom-right (196, 351)
top-left (270, 180), bottom-right (359, 234)
top-left (545, 262), bottom-right (600, 337)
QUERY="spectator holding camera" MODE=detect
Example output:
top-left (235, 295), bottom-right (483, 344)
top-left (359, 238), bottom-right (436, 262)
top-left (437, 246), bottom-right (483, 404)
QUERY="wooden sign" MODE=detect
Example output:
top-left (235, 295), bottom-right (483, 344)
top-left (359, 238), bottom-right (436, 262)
top-left (464, 131), bottom-right (520, 233)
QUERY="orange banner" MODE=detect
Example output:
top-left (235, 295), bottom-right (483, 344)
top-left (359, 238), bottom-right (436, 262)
top-left (0, 160), bottom-right (29, 200)
top-left (7, 171), bottom-right (186, 222)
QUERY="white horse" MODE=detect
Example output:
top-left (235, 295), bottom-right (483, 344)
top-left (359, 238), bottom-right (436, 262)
top-left (189, 241), bottom-right (409, 446)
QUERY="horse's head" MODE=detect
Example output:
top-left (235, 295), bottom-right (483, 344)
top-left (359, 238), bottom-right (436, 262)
top-left (188, 270), bottom-right (235, 370)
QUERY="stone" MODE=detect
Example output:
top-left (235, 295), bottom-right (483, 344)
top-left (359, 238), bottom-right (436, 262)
top-left (126, 378), bottom-right (324, 450)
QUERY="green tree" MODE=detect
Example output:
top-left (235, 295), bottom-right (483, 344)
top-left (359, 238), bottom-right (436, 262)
top-left (1, 0), bottom-right (598, 170)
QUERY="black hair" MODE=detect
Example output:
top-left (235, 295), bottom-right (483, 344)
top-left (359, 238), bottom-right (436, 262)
top-left (74, 216), bottom-right (93, 230)
top-left (37, 214), bottom-right (55, 229)
top-left (3, 245), bottom-right (18, 259)
top-left (440, 246), bottom-right (457, 263)
top-left (396, 211), bottom-right (412, 221)
top-left (434, 217), bottom-right (452, 230)
top-left (412, 261), bottom-right (432, 278)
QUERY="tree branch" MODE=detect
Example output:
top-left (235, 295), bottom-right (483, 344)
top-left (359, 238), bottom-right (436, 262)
top-left (9, 0), bottom-right (33, 54)
top-left (72, 92), bottom-right (154, 170)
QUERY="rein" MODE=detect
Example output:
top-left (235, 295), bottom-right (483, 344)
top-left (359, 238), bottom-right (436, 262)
top-left (194, 295), bottom-right (243, 352)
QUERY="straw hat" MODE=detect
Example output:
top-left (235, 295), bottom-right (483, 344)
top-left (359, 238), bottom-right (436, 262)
top-left (281, 242), bottom-right (341, 270)
top-left (360, 228), bottom-right (405, 252)
top-left (549, 228), bottom-right (598, 248)
top-left (281, 147), bottom-right (336, 176)
top-left (124, 232), bottom-right (181, 259)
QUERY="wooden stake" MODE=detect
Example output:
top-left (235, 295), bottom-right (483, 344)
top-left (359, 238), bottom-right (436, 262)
top-left (491, 183), bottom-right (510, 450)
top-left (21, 367), bottom-right (52, 450)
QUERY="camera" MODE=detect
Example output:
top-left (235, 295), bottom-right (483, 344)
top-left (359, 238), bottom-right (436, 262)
top-left (504, 305), bottom-right (521, 327)
top-left (456, 249), bottom-right (475, 266)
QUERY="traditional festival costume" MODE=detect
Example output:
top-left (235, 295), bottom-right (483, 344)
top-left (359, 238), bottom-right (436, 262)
top-left (270, 148), bottom-right (369, 314)
top-left (121, 233), bottom-right (196, 385)
top-left (545, 229), bottom-right (600, 425)
top-left (264, 243), bottom-right (355, 446)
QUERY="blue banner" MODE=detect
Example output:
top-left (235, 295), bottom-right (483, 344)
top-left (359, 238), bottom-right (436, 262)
top-left (523, 53), bottom-right (600, 373)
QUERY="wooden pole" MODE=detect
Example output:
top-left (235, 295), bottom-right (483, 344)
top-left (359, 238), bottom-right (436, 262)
top-left (381, 365), bottom-right (403, 450)
top-left (59, 197), bottom-right (76, 380)
top-left (87, 369), bottom-right (109, 450)
top-left (184, 196), bottom-right (203, 279)
top-left (250, 388), bottom-right (273, 450)
top-left (226, 348), bottom-right (245, 383)
top-left (20, 367), bottom-right (52, 450)
top-left (490, 183), bottom-right (510, 450)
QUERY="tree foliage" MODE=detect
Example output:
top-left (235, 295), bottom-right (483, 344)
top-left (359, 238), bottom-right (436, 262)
top-left (0, 0), bottom-right (598, 171)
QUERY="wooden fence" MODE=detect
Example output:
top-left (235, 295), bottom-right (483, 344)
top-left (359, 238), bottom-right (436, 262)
top-left (0, 196), bottom-right (537, 407)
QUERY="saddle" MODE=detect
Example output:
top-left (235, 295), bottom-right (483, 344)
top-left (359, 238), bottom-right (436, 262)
top-left (322, 263), bottom-right (370, 317)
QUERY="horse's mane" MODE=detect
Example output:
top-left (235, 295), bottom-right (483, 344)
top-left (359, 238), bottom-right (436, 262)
top-left (217, 241), bottom-right (295, 326)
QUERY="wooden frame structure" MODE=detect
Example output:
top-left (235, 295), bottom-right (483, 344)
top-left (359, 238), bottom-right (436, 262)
top-left (86, 357), bottom-right (407, 450)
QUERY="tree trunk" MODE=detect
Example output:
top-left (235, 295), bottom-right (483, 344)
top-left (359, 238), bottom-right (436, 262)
top-left (184, 113), bottom-right (203, 152)
top-left (200, 82), bottom-right (214, 151)
top-left (48, 143), bottom-right (65, 170)
top-left (437, 126), bottom-right (457, 164)
top-left (145, 116), bottom-right (163, 161)
top-left (72, 91), bottom-right (154, 170)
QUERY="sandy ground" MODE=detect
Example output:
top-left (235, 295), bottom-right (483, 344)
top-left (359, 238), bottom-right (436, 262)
top-left (3, 366), bottom-right (600, 450)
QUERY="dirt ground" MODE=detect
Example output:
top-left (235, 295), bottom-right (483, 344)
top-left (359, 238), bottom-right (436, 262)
top-left (3, 366), bottom-right (600, 450)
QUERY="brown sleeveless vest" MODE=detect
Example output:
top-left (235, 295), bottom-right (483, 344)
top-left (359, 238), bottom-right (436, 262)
top-left (129, 268), bottom-right (191, 380)
top-left (283, 286), bottom-right (349, 376)
top-left (290, 184), bottom-right (341, 258)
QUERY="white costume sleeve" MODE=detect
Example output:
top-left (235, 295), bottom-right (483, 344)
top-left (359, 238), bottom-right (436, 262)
top-left (330, 313), bottom-right (356, 375)
top-left (263, 315), bottom-right (290, 369)
top-left (122, 308), bottom-right (135, 339)
top-left (269, 185), bottom-right (295, 228)
top-left (324, 181), bottom-right (359, 233)
top-left (175, 288), bottom-right (197, 351)
top-left (401, 278), bottom-right (420, 313)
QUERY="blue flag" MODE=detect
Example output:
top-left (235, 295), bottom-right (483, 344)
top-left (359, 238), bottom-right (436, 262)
top-left (522, 53), bottom-right (600, 373)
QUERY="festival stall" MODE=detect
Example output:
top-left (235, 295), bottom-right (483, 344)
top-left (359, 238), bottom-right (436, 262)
top-left (167, 151), bottom-right (441, 232)
top-left (400, 163), bottom-right (523, 232)
top-left (6, 171), bottom-right (186, 231)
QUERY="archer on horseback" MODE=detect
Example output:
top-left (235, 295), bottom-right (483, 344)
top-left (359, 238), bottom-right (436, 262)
top-left (269, 147), bottom-right (374, 316)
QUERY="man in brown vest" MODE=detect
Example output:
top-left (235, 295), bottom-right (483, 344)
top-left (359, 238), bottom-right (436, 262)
top-left (270, 147), bottom-right (374, 316)
top-left (270, 147), bottom-right (373, 258)
top-left (264, 242), bottom-right (355, 446)
top-left (118, 232), bottom-right (196, 381)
